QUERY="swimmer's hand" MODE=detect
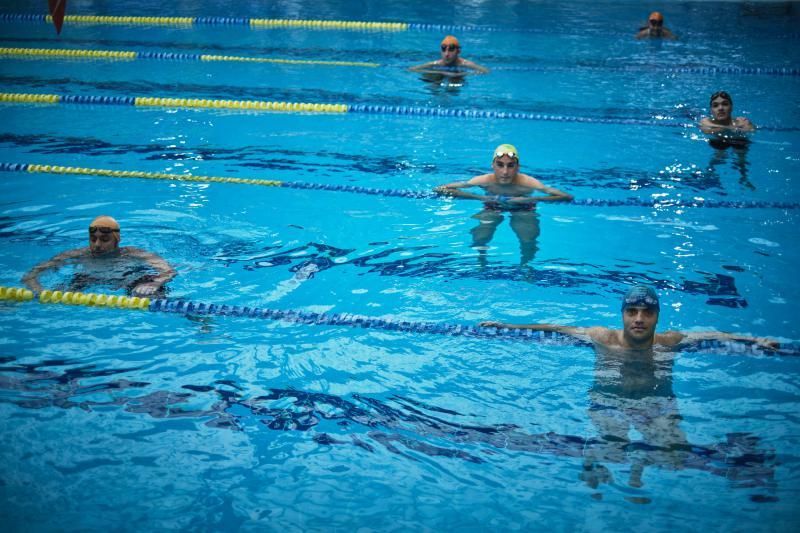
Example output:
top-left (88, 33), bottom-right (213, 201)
top-left (480, 321), bottom-right (508, 328)
top-left (753, 337), bottom-right (780, 351)
top-left (132, 282), bottom-right (163, 297)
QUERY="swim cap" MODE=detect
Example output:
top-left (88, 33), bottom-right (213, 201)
top-left (441, 35), bottom-right (460, 48)
top-left (90, 215), bottom-right (120, 230)
top-left (493, 144), bottom-right (519, 162)
top-left (648, 11), bottom-right (664, 22)
top-left (89, 215), bottom-right (121, 242)
top-left (710, 90), bottom-right (732, 107)
top-left (621, 285), bottom-right (660, 311)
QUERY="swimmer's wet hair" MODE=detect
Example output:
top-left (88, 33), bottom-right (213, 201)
top-left (710, 91), bottom-right (732, 107)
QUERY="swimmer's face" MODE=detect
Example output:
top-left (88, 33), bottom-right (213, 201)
top-left (440, 43), bottom-right (460, 65)
top-left (648, 17), bottom-right (664, 35)
top-left (492, 154), bottom-right (519, 184)
top-left (622, 306), bottom-right (658, 345)
top-left (88, 227), bottom-right (120, 256)
top-left (710, 96), bottom-right (732, 122)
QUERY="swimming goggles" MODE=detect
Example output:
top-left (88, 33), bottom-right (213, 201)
top-left (89, 226), bottom-right (120, 234)
top-left (494, 151), bottom-right (518, 159)
top-left (622, 294), bottom-right (659, 309)
top-left (649, 19), bottom-right (663, 26)
top-left (441, 44), bottom-right (459, 52)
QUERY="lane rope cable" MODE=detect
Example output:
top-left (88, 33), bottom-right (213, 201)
top-left (2, 47), bottom-right (797, 77)
top-left (1, 162), bottom-right (797, 210)
top-left (1, 286), bottom-right (795, 356)
top-left (1, 91), bottom-right (796, 131)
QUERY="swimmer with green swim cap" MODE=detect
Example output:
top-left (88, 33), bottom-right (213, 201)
top-left (22, 215), bottom-right (177, 297)
top-left (434, 143), bottom-right (572, 265)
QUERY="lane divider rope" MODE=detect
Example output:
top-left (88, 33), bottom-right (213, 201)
top-left (3, 47), bottom-right (795, 77)
top-left (3, 91), bottom-right (796, 131)
top-left (1, 162), bottom-right (797, 209)
top-left (492, 65), bottom-right (800, 77)
top-left (0, 13), bottom-right (409, 31)
top-left (1, 286), bottom-right (795, 355)
top-left (0, 13), bottom-right (543, 32)
top-left (0, 47), bottom-right (380, 68)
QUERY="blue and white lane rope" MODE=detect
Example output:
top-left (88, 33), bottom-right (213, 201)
top-left (2, 46), bottom-right (797, 77)
top-left (1, 162), bottom-right (798, 210)
top-left (2, 91), bottom-right (798, 132)
top-left (1, 287), bottom-right (795, 355)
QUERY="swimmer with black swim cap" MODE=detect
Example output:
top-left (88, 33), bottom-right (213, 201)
top-left (22, 215), bottom-right (176, 297)
top-left (699, 91), bottom-right (755, 145)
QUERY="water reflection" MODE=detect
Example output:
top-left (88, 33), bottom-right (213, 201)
top-left (0, 356), bottom-right (777, 498)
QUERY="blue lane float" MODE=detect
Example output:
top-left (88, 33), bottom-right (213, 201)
top-left (492, 65), bottom-right (800, 77)
top-left (146, 297), bottom-right (799, 356)
top-left (2, 162), bottom-right (799, 209)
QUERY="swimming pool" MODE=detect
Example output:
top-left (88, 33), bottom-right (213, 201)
top-left (1, 0), bottom-right (799, 530)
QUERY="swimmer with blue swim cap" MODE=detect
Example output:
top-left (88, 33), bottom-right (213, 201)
top-left (481, 284), bottom-right (779, 351)
top-left (409, 35), bottom-right (489, 76)
top-left (621, 285), bottom-right (660, 312)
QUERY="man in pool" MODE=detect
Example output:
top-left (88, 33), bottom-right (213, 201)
top-left (434, 144), bottom-right (572, 265)
top-left (699, 91), bottom-right (756, 188)
top-left (22, 215), bottom-right (176, 298)
top-left (481, 285), bottom-right (779, 488)
top-left (635, 11), bottom-right (676, 40)
top-left (409, 35), bottom-right (489, 77)
top-left (699, 91), bottom-right (755, 140)
top-left (480, 284), bottom-right (778, 351)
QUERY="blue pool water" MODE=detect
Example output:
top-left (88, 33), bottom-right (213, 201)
top-left (1, 0), bottom-right (799, 530)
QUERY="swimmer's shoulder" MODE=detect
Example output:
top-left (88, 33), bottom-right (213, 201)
top-left (655, 330), bottom-right (685, 347)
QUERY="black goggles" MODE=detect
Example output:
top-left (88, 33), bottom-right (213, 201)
top-left (89, 226), bottom-right (120, 234)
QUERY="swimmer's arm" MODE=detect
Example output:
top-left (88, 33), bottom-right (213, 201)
top-left (734, 117), bottom-right (756, 132)
top-left (125, 248), bottom-right (177, 291)
top-left (674, 331), bottom-right (780, 351)
top-left (21, 248), bottom-right (85, 292)
top-left (408, 61), bottom-right (438, 73)
top-left (479, 322), bottom-right (607, 343)
top-left (699, 118), bottom-right (755, 135)
top-left (507, 180), bottom-right (573, 204)
top-left (459, 59), bottom-right (489, 74)
top-left (434, 179), bottom-right (496, 201)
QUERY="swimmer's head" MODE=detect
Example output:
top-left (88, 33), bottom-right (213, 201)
top-left (492, 143), bottom-right (519, 163)
top-left (88, 215), bottom-right (121, 256)
top-left (710, 90), bottom-right (732, 107)
top-left (621, 285), bottom-right (660, 312)
top-left (440, 35), bottom-right (460, 51)
top-left (648, 12), bottom-right (664, 26)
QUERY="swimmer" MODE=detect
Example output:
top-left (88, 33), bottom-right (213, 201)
top-left (699, 91), bottom-right (756, 188)
top-left (699, 91), bottom-right (755, 140)
top-left (635, 11), bottom-right (676, 40)
top-left (480, 285), bottom-right (779, 351)
top-left (22, 215), bottom-right (176, 298)
top-left (482, 285), bottom-right (778, 488)
top-left (434, 144), bottom-right (572, 265)
top-left (409, 35), bottom-right (489, 77)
